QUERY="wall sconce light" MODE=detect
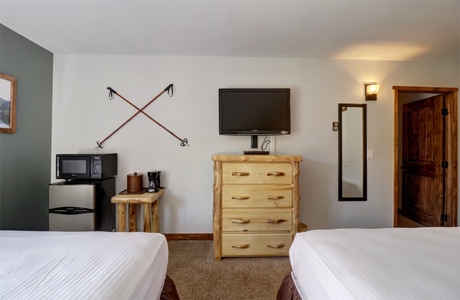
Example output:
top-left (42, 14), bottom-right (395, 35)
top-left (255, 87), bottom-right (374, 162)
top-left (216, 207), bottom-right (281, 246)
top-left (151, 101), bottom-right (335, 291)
top-left (365, 83), bottom-right (380, 101)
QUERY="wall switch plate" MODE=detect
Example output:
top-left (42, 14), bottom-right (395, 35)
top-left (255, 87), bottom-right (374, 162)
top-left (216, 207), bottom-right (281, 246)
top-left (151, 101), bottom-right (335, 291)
top-left (367, 149), bottom-right (374, 159)
top-left (332, 122), bottom-right (339, 131)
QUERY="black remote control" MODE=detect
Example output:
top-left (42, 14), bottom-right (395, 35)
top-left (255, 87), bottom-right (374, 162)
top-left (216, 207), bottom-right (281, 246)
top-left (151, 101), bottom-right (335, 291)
top-left (243, 151), bottom-right (270, 155)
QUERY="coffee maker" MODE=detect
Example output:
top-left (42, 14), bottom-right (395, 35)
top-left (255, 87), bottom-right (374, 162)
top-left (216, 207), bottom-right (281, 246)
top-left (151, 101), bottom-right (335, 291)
top-left (147, 171), bottom-right (163, 192)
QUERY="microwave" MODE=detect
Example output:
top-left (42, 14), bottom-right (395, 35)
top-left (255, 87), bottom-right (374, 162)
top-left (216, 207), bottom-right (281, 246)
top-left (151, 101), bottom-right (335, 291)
top-left (56, 153), bottom-right (117, 180)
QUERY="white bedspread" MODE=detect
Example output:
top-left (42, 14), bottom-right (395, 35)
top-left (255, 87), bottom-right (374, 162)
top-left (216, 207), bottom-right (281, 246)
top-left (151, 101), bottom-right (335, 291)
top-left (290, 227), bottom-right (460, 300)
top-left (0, 231), bottom-right (168, 300)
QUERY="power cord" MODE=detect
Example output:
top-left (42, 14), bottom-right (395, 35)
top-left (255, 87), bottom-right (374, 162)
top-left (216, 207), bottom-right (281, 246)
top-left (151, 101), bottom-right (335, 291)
top-left (260, 136), bottom-right (271, 151)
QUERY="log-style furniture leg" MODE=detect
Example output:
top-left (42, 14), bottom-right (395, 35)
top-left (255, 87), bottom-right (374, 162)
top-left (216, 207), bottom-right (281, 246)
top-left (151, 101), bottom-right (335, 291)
top-left (128, 204), bottom-right (137, 232)
top-left (152, 201), bottom-right (159, 233)
top-left (144, 203), bottom-right (151, 232)
top-left (117, 203), bottom-right (126, 232)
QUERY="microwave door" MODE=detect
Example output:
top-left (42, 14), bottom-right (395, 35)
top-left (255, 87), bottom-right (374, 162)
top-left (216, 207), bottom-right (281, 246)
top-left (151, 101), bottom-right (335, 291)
top-left (58, 156), bottom-right (91, 179)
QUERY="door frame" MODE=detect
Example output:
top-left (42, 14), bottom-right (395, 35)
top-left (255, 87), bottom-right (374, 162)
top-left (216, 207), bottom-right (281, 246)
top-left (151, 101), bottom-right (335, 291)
top-left (393, 86), bottom-right (458, 227)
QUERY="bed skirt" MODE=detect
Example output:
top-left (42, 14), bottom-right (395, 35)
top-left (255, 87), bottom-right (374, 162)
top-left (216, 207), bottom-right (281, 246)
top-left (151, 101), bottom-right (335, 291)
top-left (276, 273), bottom-right (302, 300)
top-left (161, 275), bottom-right (180, 299)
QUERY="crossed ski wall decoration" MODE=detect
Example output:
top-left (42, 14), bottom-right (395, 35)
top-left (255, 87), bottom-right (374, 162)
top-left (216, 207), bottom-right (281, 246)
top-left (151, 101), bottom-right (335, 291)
top-left (96, 83), bottom-right (189, 148)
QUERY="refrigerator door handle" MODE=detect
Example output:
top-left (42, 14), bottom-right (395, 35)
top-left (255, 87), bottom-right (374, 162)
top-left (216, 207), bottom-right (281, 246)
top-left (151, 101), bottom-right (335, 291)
top-left (48, 207), bottom-right (95, 215)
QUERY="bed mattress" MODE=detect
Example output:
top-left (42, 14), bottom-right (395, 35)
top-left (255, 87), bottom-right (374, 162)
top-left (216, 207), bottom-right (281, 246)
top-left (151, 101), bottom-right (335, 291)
top-left (0, 231), bottom-right (168, 300)
top-left (289, 227), bottom-right (460, 300)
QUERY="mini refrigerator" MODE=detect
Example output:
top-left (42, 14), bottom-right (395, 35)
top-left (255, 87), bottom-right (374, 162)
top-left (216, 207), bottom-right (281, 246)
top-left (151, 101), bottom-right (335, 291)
top-left (49, 178), bottom-right (115, 231)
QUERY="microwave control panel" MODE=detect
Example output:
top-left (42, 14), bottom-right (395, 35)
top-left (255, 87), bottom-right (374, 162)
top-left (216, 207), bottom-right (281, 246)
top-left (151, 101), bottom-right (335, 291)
top-left (91, 156), bottom-right (102, 177)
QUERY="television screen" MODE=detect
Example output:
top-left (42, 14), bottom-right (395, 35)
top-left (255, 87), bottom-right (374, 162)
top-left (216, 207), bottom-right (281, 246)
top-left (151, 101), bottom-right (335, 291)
top-left (219, 88), bottom-right (291, 136)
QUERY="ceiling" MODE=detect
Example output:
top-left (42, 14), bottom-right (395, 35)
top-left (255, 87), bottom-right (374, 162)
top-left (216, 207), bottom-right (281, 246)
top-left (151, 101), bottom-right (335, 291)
top-left (0, 0), bottom-right (459, 62)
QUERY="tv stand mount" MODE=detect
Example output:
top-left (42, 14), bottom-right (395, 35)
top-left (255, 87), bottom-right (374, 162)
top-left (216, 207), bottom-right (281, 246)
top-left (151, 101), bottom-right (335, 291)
top-left (251, 135), bottom-right (258, 148)
top-left (246, 135), bottom-right (269, 155)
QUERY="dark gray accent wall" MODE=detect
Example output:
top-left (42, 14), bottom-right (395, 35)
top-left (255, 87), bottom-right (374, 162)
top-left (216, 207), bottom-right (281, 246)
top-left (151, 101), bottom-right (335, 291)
top-left (0, 24), bottom-right (53, 230)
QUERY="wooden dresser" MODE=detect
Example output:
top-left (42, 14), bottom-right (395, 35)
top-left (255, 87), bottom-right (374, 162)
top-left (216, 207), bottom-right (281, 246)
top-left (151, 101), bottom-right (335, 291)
top-left (212, 154), bottom-right (303, 260)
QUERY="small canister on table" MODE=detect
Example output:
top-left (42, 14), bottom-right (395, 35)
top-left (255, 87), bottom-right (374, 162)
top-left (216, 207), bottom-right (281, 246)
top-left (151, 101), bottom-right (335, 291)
top-left (127, 172), bottom-right (143, 193)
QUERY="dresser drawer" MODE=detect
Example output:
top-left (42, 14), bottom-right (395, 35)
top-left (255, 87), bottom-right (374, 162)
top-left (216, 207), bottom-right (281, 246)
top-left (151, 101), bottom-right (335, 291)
top-left (222, 185), bottom-right (292, 208)
top-left (222, 233), bottom-right (292, 256)
top-left (222, 163), bottom-right (292, 184)
top-left (222, 208), bottom-right (292, 232)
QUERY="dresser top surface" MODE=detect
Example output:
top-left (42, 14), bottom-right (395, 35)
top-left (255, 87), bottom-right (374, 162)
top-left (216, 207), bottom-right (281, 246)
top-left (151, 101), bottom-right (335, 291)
top-left (212, 154), bottom-right (303, 162)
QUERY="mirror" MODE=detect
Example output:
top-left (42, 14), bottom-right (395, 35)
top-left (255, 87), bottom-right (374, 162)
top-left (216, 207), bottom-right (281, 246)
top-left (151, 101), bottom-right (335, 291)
top-left (339, 103), bottom-right (367, 201)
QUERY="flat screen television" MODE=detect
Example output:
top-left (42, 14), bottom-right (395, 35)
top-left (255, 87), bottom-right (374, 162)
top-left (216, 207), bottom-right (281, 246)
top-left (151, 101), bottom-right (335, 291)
top-left (218, 88), bottom-right (291, 136)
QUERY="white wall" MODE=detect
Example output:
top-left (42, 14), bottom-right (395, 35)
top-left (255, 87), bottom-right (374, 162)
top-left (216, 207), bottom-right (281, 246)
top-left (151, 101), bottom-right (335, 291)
top-left (52, 55), bottom-right (459, 233)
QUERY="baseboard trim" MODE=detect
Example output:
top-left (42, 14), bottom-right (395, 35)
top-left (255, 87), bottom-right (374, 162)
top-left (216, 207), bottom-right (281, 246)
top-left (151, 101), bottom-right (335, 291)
top-left (165, 233), bottom-right (213, 240)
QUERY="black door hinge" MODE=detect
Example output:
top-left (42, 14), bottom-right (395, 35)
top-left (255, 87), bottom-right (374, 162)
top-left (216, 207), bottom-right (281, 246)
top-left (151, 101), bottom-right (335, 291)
top-left (442, 161), bottom-right (449, 169)
top-left (441, 108), bottom-right (448, 116)
top-left (441, 214), bottom-right (448, 222)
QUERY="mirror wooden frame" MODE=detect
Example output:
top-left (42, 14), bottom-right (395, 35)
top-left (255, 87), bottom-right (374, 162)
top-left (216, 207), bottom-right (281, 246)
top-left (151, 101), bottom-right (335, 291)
top-left (0, 73), bottom-right (17, 134)
top-left (338, 103), bottom-right (367, 201)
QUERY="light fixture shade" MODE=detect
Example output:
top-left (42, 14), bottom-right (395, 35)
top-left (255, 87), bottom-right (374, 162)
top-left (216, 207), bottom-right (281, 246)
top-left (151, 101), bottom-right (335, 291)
top-left (365, 83), bottom-right (380, 101)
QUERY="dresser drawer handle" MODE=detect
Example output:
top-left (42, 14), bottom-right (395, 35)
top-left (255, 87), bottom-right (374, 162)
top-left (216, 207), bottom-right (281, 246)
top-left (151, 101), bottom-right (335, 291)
top-left (267, 218), bottom-right (286, 224)
top-left (267, 171), bottom-right (285, 177)
top-left (267, 243), bottom-right (285, 249)
top-left (267, 195), bottom-right (284, 200)
top-left (232, 218), bottom-right (250, 224)
top-left (232, 172), bottom-right (250, 176)
top-left (232, 243), bottom-right (250, 249)
top-left (232, 196), bottom-right (250, 200)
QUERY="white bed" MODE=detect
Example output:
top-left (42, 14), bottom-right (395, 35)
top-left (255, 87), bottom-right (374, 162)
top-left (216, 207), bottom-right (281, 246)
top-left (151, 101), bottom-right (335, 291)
top-left (0, 231), bottom-right (170, 300)
top-left (287, 227), bottom-right (460, 300)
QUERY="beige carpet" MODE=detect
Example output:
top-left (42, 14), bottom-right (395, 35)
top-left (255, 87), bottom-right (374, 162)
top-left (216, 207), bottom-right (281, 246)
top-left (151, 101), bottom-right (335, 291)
top-left (166, 240), bottom-right (292, 300)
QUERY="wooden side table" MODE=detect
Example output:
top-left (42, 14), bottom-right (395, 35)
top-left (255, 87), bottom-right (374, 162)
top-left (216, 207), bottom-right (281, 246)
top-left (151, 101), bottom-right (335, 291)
top-left (111, 189), bottom-right (163, 233)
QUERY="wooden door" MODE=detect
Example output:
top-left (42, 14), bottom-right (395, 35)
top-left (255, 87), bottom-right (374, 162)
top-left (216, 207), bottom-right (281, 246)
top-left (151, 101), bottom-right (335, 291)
top-left (401, 95), bottom-right (444, 226)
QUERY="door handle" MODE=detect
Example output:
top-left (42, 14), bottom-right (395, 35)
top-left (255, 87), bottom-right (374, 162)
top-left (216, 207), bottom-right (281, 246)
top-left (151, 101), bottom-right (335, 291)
top-left (266, 218), bottom-right (286, 224)
top-left (232, 172), bottom-right (250, 176)
top-left (267, 195), bottom-right (284, 200)
top-left (231, 218), bottom-right (250, 224)
top-left (48, 207), bottom-right (94, 215)
top-left (267, 243), bottom-right (285, 249)
top-left (231, 196), bottom-right (250, 200)
top-left (267, 171), bottom-right (284, 177)
top-left (231, 243), bottom-right (249, 249)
